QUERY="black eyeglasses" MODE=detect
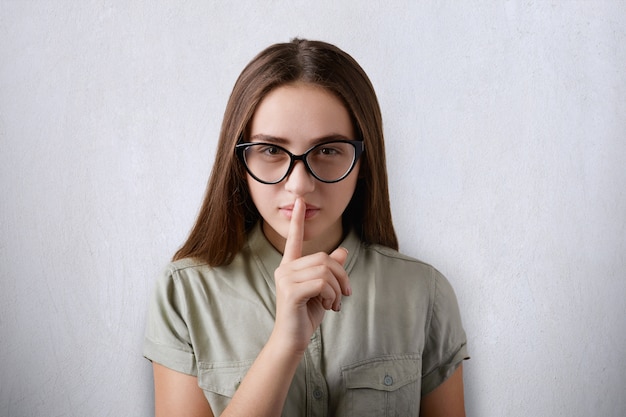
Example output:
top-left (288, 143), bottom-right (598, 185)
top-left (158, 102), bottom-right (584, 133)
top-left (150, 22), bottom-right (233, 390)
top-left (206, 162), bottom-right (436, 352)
top-left (235, 140), bottom-right (364, 184)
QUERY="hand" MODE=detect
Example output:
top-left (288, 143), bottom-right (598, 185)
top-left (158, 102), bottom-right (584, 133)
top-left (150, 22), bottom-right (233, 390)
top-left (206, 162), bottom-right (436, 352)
top-left (272, 198), bottom-right (352, 353)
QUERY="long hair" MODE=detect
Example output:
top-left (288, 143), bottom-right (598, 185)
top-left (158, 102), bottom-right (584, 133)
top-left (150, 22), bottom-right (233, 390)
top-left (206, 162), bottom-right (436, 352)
top-left (174, 39), bottom-right (398, 265)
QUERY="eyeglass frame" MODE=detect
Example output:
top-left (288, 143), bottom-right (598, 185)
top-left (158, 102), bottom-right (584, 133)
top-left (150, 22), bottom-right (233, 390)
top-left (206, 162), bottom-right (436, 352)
top-left (235, 139), bottom-right (365, 184)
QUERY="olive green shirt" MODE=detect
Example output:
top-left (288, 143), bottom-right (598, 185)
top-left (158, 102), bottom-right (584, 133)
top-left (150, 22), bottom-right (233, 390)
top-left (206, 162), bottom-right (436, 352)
top-left (144, 224), bottom-right (468, 416)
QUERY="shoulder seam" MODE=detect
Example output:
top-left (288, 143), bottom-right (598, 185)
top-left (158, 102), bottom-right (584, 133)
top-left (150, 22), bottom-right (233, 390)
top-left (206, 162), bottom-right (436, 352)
top-left (365, 244), bottom-right (434, 269)
top-left (166, 258), bottom-right (210, 277)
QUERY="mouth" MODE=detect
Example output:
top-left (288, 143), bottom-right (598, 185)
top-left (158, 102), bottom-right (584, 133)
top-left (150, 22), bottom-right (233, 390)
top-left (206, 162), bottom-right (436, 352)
top-left (280, 203), bottom-right (320, 220)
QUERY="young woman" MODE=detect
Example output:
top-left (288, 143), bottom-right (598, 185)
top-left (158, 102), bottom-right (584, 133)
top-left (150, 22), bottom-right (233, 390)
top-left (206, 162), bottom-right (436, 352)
top-left (144, 38), bottom-right (468, 416)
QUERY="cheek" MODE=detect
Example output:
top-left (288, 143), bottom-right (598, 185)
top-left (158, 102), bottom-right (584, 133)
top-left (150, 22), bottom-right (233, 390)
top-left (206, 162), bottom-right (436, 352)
top-left (341, 169), bottom-right (360, 199)
top-left (246, 177), bottom-right (279, 211)
top-left (320, 178), bottom-right (359, 214)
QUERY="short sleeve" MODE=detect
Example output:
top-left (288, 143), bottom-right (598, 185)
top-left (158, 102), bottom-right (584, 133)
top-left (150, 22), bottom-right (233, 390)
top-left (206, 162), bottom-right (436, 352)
top-left (143, 266), bottom-right (198, 376)
top-left (421, 268), bottom-right (469, 395)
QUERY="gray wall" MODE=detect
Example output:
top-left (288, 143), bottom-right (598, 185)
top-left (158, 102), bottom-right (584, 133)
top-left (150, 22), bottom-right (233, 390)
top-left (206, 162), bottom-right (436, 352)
top-left (1, 1), bottom-right (625, 416)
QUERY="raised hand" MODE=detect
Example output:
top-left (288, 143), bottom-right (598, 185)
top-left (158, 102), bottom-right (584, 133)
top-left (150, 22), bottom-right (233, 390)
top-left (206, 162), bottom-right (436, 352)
top-left (272, 198), bottom-right (351, 353)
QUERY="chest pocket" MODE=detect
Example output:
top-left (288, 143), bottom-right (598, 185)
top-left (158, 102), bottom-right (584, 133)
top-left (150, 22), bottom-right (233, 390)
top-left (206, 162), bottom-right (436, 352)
top-left (341, 355), bottom-right (421, 416)
top-left (197, 361), bottom-right (253, 414)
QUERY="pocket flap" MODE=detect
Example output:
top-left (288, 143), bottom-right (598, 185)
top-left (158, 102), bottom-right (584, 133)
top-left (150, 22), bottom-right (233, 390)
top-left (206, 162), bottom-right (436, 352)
top-left (197, 360), bottom-right (253, 397)
top-left (342, 355), bottom-right (421, 392)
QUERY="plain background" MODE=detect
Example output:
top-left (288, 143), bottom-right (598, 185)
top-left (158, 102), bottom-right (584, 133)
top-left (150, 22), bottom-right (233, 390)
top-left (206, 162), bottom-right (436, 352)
top-left (1, 1), bottom-right (625, 416)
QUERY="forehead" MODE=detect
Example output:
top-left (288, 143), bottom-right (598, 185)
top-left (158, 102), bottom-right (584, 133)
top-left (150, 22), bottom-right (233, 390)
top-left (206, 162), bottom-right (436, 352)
top-left (249, 83), bottom-right (354, 146)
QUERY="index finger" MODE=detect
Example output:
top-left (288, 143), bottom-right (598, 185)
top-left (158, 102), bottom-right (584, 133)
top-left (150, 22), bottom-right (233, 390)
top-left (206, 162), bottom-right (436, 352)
top-left (281, 198), bottom-right (305, 263)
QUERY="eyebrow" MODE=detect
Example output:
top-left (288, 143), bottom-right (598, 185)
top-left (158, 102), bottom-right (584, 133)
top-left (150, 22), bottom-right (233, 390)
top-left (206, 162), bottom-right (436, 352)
top-left (248, 134), bottom-right (352, 146)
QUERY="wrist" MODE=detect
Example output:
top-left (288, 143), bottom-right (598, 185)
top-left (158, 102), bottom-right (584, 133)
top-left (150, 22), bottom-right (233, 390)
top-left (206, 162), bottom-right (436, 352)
top-left (266, 329), bottom-right (310, 358)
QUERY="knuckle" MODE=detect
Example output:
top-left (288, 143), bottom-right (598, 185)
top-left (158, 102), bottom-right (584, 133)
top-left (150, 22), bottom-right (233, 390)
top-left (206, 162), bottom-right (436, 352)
top-left (313, 264), bottom-right (330, 276)
top-left (312, 252), bottom-right (330, 263)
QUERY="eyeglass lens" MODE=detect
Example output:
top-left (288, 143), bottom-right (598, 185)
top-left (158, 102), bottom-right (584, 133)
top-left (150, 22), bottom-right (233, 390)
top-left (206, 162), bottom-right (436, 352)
top-left (243, 141), bottom-right (357, 183)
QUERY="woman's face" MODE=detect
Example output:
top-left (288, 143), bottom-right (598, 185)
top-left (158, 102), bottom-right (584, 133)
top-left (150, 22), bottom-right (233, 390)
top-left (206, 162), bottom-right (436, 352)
top-left (246, 82), bottom-right (359, 255)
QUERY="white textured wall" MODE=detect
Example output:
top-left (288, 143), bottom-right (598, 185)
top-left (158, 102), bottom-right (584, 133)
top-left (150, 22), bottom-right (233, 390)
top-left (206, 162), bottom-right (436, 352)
top-left (1, 1), bottom-right (625, 416)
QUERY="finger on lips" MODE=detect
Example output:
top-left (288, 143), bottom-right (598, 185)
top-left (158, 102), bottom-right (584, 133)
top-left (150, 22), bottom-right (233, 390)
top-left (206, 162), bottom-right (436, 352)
top-left (281, 198), bottom-right (305, 264)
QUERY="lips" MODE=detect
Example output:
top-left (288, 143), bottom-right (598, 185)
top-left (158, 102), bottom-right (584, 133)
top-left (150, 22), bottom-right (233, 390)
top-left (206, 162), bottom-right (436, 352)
top-left (280, 203), bottom-right (320, 219)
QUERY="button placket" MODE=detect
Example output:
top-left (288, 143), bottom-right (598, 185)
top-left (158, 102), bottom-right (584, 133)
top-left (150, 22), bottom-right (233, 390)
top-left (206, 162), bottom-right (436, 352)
top-left (304, 328), bottom-right (327, 417)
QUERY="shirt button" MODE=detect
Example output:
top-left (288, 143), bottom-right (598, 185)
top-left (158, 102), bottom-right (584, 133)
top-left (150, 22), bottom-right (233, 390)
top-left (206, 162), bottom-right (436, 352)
top-left (383, 375), bottom-right (394, 386)
top-left (313, 388), bottom-right (323, 400)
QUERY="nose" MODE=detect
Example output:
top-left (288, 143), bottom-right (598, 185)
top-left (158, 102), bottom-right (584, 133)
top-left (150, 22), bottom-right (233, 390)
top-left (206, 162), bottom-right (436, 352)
top-left (284, 160), bottom-right (315, 196)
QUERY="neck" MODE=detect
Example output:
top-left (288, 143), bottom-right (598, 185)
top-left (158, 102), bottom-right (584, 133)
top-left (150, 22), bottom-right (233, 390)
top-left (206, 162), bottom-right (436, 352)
top-left (262, 220), bottom-right (344, 256)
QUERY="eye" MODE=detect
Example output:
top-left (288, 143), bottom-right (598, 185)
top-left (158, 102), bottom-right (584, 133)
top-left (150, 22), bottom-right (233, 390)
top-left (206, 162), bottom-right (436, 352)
top-left (319, 147), bottom-right (339, 155)
top-left (313, 143), bottom-right (346, 157)
top-left (248, 144), bottom-right (288, 162)
top-left (262, 145), bottom-right (281, 155)
top-left (252, 144), bottom-right (284, 156)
